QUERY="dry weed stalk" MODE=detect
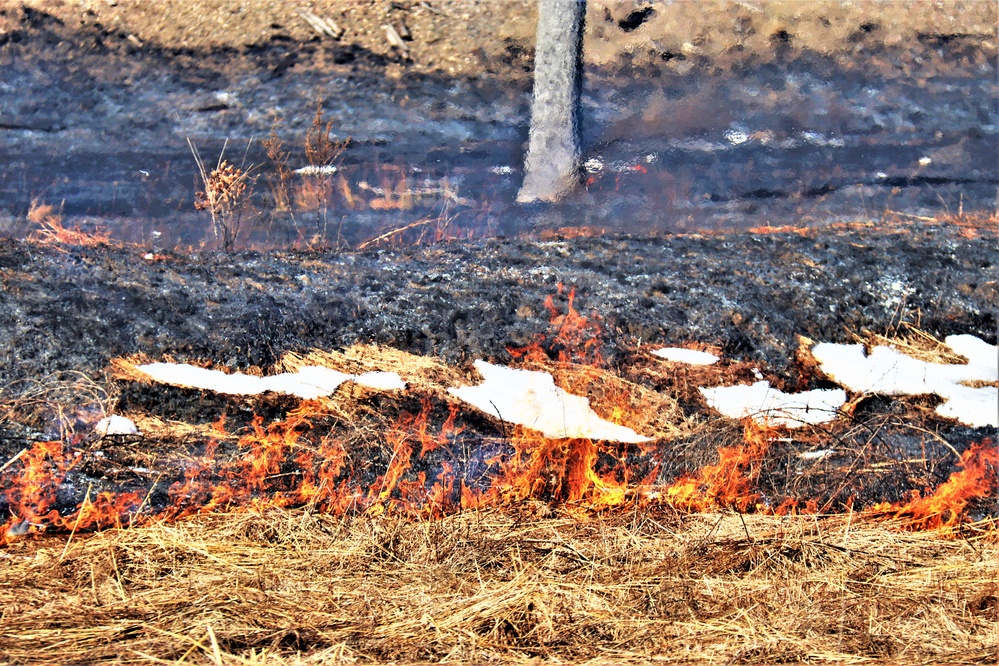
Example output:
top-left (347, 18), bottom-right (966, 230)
top-left (261, 121), bottom-right (293, 213)
top-left (189, 138), bottom-right (255, 251)
top-left (296, 96), bottom-right (350, 248)
top-left (357, 189), bottom-right (463, 250)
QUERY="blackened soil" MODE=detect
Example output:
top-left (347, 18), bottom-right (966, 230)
top-left (0, 1), bottom-right (996, 244)
top-left (1, 220), bottom-right (995, 387)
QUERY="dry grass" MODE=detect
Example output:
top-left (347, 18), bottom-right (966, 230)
top-left (0, 508), bottom-right (996, 665)
top-left (855, 323), bottom-right (974, 366)
top-left (280, 345), bottom-right (470, 394)
top-left (0, 372), bottom-right (118, 441)
top-left (26, 201), bottom-right (112, 250)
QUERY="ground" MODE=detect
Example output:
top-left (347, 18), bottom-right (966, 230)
top-left (0, 1), bottom-right (997, 664)
top-left (0, 0), bottom-right (995, 243)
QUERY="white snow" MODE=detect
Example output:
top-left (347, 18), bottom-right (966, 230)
top-left (137, 363), bottom-right (406, 399)
top-left (94, 415), bottom-right (138, 436)
top-left (798, 449), bottom-right (836, 461)
top-left (811, 335), bottom-right (997, 427)
top-left (699, 381), bottom-right (846, 428)
top-left (724, 129), bottom-right (749, 145)
top-left (294, 165), bottom-right (337, 176)
top-left (652, 347), bottom-right (719, 365)
top-left (447, 361), bottom-right (651, 442)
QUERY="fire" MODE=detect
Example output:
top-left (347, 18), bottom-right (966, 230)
top-left (868, 439), bottom-right (998, 531)
top-left (1, 440), bottom-right (145, 540)
top-left (460, 429), bottom-right (646, 511)
top-left (2, 289), bottom-right (996, 545)
top-left (663, 421), bottom-right (771, 512)
top-left (509, 283), bottom-right (604, 367)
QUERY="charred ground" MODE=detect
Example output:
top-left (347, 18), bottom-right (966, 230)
top-left (0, 0), bottom-right (996, 243)
top-left (0, 217), bottom-right (996, 515)
top-left (1, 219), bottom-right (996, 386)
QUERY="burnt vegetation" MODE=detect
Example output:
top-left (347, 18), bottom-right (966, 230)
top-left (0, 1), bottom-right (997, 664)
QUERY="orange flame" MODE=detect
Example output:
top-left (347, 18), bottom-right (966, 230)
top-left (509, 283), bottom-right (604, 366)
top-left (0, 440), bottom-right (145, 543)
top-left (663, 421), bottom-right (772, 512)
top-left (869, 439), bottom-right (997, 531)
top-left (2, 288), bottom-right (997, 544)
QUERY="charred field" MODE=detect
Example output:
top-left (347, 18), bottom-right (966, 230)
top-left (1, 0), bottom-right (999, 664)
top-left (1, 218), bottom-right (998, 664)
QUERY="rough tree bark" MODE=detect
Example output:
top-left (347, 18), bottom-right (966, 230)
top-left (517, 0), bottom-right (586, 203)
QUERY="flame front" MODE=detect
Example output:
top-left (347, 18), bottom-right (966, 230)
top-left (869, 439), bottom-right (998, 531)
top-left (663, 421), bottom-right (771, 512)
top-left (2, 289), bottom-right (996, 544)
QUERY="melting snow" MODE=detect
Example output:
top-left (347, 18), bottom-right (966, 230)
top-left (699, 381), bottom-right (847, 428)
top-left (94, 415), bottom-right (138, 436)
top-left (137, 363), bottom-right (406, 399)
top-left (798, 449), bottom-right (836, 461)
top-left (294, 165), bottom-right (337, 175)
top-left (811, 335), bottom-right (998, 428)
top-left (652, 348), bottom-right (719, 365)
top-left (448, 361), bottom-right (651, 443)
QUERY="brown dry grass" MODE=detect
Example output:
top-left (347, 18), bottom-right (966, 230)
top-left (856, 323), bottom-right (974, 366)
top-left (26, 201), bottom-right (112, 250)
top-left (0, 372), bottom-right (118, 441)
top-left (0, 508), bottom-right (996, 665)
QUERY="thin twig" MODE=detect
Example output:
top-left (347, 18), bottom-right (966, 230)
top-left (357, 217), bottom-right (434, 250)
top-left (0, 447), bottom-right (26, 474)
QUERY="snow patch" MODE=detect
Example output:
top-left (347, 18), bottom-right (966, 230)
top-left (137, 363), bottom-right (406, 399)
top-left (811, 335), bottom-right (997, 427)
top-left (798, 449), bottom-right (836, 461)
top-left (448, 361), bottom-right (651, 443)
top-left (294, 165), bottom-right (337, 176)
top-left (652, 347), bottom-right (719, 365)
top-left (94, 415), bottom-right (138, 436)
top-left (699, 381), bottom-right (846, 428)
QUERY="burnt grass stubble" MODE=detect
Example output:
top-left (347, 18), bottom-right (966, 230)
top-left (0, 219), bottom-right (996, 520)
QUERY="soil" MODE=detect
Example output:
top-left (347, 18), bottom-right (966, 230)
top-left (0, 0), bottom-right (996, 245)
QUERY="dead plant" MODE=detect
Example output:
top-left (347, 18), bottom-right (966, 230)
top-left (293, 96), bottom-right (350, 248)
top-left (26, 200), bottom-right (110, 250)
top-left (189, 138), bottom-right (255, 252)
top-left (261, 120), bottom-right (293, 213)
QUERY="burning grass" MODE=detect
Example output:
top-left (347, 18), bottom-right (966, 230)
top-left (25, 200), bottom-right (112, 250)
top-left (0, 507), bottom-right (996, 664)
top-left (1, 290), bottom-right (997, 663)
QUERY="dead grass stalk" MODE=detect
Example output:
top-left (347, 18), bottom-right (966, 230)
top-left (189, 138), bottom-right (255, 252)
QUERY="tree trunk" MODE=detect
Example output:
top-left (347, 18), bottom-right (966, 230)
top-left (517, 0), bottom-right (586, 204)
